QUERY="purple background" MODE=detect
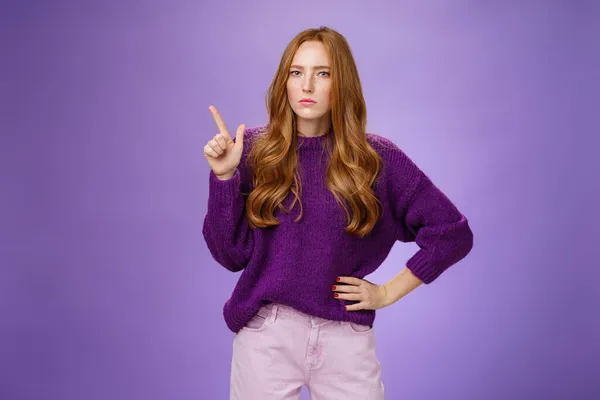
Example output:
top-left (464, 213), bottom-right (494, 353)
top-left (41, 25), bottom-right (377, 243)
top-left (2, 1), bottom-right (599, 399)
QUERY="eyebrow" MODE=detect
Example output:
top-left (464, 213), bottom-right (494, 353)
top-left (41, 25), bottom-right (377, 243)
top-left (290, 65), bottom-right (330, 70)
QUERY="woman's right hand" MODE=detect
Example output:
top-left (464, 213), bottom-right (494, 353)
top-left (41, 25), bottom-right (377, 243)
top-left (204, 105), bottom-right (245, 180)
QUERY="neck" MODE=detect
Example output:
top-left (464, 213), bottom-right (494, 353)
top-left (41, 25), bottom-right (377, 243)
top-left (296, 116), bottom-right (332, 138)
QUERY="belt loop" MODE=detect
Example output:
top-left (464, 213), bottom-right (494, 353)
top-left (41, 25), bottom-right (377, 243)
top-left (269, 304), bottom-right (278, 323)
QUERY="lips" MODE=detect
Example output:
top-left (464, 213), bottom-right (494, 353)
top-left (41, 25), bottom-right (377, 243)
top-left (299, 99), bottom-right (316, 104)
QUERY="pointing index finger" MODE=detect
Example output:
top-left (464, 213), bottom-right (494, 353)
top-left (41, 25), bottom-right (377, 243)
top-left (208, 105), bottom-right (230, 139)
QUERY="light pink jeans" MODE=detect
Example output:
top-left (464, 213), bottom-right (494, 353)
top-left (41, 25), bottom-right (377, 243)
top-left (230, 302), bottom-right (385, 399)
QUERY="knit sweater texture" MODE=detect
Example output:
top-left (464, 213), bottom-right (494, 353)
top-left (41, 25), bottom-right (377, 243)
top-left (202, 125), bottom-right (474, 333)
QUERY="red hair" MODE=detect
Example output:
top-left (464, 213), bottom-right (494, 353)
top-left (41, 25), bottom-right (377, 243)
top-left (247, 26), bottom-right (383, 238)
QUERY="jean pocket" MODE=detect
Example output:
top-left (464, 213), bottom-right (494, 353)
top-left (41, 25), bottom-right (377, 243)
top-left (243, 312), bottom-right (269, 332)
top-left (345, 321), bottom-right (373, 335)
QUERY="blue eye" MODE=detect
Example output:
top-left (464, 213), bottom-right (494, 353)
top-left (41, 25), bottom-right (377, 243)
top-left (289, 70), bottom-right (330, 77)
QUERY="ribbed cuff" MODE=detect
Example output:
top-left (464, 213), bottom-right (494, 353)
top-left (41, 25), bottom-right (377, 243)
top-left (406, 249), bottom-right (442, 284)
top-left (208, 169), bottom-right (241, 203)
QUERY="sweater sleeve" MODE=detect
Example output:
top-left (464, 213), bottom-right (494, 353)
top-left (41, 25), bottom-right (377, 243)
top-left (202, 126), bottom-right (258, 272)
top-left (387, 146), bottom-right (474, 284)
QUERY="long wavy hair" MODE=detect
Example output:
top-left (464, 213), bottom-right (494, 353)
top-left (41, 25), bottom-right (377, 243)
top-left (246, 26), bottom-right (383, 238)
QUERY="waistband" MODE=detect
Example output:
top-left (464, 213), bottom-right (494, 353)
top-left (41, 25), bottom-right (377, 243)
top-left (256, 302), bottom-right (335, 327)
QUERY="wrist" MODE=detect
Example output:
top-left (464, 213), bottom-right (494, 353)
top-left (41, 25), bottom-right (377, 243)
top-left (381, 283), bottom-right (395, 307)
top-left (215, 170), bottom-right (235, 180)
top-left (382, 267), bottom-right (423, 306)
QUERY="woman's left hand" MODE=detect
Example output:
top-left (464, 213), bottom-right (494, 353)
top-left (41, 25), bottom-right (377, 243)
top-left (332, 276), bottom-right (391, 311)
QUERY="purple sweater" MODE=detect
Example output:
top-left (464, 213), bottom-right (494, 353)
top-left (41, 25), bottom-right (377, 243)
top-left (203, 126), bottom-right (473, 333)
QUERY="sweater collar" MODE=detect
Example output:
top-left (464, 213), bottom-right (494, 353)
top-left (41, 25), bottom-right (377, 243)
top-left (296, 127), bottom-right (334, 150)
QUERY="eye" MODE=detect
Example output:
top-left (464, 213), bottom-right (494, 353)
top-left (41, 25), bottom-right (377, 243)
top-left (290, 71), bottom-right (301, 76)
top-left (319, 71), bottom-right (330, 77)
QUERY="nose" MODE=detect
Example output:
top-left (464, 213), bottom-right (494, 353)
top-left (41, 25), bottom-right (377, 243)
top-left (302, 76), bottom-right (314, 93)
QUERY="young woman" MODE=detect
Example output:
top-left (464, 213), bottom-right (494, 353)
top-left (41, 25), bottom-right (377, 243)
top-left (203, 26), bottom-right (474, 400)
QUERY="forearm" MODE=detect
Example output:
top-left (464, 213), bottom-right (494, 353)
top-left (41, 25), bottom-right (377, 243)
top-left (204, 169), bottom-right (254, 271)
top-left (383, 267), bottom-right (423, 306)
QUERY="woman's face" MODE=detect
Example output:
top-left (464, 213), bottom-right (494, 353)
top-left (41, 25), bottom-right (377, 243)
top-left (286, 41), bottom-right (332, 126)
